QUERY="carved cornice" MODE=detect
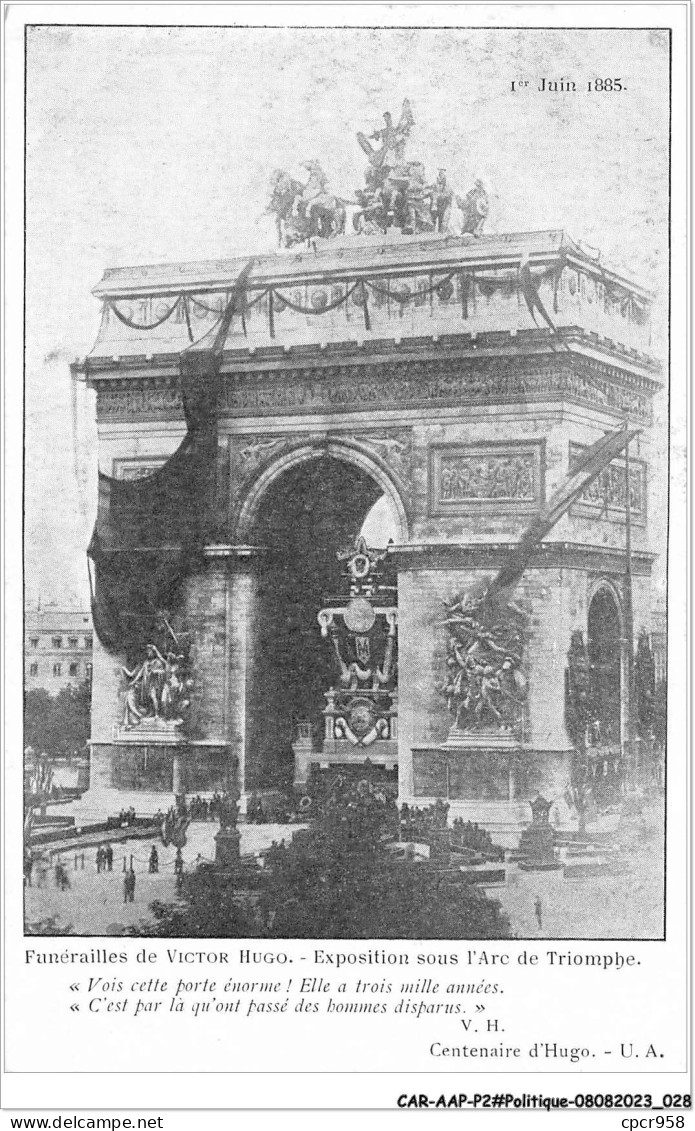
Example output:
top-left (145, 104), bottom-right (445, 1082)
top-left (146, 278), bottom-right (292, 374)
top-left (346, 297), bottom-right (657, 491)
top-left (93, 353), bottom-right (655, 424)
top-left (85, 326), bottom-right (660, 383)
top-left (388, 541), bottom-right (655, 576)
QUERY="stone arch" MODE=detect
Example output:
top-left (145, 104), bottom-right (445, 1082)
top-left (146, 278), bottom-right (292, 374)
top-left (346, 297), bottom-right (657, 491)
top-left (587, 576), bottom-right (624, 632)
top-left (235, 439), bottom-right (410, 544)
top-left (587, 579), bottom-right (624, 748)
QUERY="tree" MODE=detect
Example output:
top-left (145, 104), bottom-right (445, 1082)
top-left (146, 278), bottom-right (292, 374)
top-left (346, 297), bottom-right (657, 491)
top-left (24, 680), bottom-right (91, 755)
top-left (23, 688), bottom-right (55, 754)
top-left (652, 680), bottom-right (666, 749)
top-left (635, 630), bottom-right (656, 739)
top-left (144, 785), bottom-right (513, 940)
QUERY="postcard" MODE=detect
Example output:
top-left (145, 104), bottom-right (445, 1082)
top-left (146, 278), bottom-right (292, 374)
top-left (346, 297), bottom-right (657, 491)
top-left (2, 3), bottom-right (689, 1119)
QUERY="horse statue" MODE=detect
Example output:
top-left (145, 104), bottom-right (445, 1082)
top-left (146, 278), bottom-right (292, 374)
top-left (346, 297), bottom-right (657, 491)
top-left (267, 169), bottom-right (305, 247)
top-left (267, 162), bottom-right (346, 247)
top-left (299, 160), bottom-right (347, 240)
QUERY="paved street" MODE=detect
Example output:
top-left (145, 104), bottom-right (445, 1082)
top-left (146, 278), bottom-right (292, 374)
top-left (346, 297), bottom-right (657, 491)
top-left (488, 853), bottom-right (663, 940)
top-left (486, 800), bottom-right (665, 939)
top-left (25, 822), bottom-right (298, 935)
top-left (26, 802), bottom-right (664, 939)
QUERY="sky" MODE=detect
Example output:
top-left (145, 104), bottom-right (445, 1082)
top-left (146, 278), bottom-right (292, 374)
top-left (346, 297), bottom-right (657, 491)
top-left (23, 23), bottom-right (671, 607)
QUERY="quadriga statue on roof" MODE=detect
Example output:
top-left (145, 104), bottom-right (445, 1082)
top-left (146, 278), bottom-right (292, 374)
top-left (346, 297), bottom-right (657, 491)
top-left (265, 101), bottom-right (490, 245)
top-left (267, 161), bottom-right (346, 247)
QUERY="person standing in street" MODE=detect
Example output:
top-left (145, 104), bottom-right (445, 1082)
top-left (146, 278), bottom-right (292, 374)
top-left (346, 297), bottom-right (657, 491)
top-left (123, 866), bottom-right (136, 904)
top-left (174, 848), bottom-right (184, 890)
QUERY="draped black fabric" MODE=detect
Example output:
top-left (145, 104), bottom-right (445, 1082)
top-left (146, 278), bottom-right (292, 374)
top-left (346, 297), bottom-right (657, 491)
top-left (490, 425), bottom-right (640, 599)
top-left (87, 260), bottom-right (255, 656)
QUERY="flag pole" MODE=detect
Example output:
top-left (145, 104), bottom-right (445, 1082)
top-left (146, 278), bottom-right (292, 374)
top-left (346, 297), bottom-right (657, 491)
top-left (623, 415), bottom-right (636, 788)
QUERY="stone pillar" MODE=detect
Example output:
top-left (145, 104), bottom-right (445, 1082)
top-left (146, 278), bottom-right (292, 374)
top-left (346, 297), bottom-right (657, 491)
top-left (185, 552), bottom-right (234, 745)
top-left (396, 567), bottom-right (451, 804)
top-left (509, 568), bottom-right (574, 806)
top-left (86, 743), bottom-right (115, 803)
top-left (521, 568), bottom-right (572, 752)
top-left (172, 752), bottom-right (185, 807)
top-left (89, 636), bottom-right (127, 743)
top-left (227, 560), bottom-right (258, 808)
top-left (184, 546), bottom-right (264, 810)
top-left (78, 638), bottom-right (126, 815)
top-left (509, 761), bottom-right (517, 801)
top-left (396, 558), bottom-right (573, 841)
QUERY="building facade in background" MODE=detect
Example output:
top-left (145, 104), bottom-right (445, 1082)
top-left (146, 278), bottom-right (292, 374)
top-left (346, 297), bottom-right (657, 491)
top-left (24, 606), bottom-right (93, 692)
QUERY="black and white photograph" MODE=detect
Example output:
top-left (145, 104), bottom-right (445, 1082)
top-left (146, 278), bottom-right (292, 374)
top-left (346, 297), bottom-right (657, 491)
top-left (3, 5), bottom-right (689, 1111)
top-left (19, 22), bottom-right (671, 942)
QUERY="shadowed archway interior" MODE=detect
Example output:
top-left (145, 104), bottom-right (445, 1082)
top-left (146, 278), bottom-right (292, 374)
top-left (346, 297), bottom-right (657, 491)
top-left (247, 455), bottom-right (393, 791)
top-left (587, 587), bottom-right (622, 747)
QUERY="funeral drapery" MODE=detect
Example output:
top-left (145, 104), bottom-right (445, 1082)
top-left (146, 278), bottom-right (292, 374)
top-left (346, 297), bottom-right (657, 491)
top-left (87, 261), bottom-right (255, 656)
top-left (490, 425), bottom-right (640, 598)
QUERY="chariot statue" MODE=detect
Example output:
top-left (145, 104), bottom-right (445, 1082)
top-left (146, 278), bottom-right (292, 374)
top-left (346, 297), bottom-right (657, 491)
top-left (267, 161), bottom-right (346, 247)
top-left (266, 99), bottom-right (490, 245)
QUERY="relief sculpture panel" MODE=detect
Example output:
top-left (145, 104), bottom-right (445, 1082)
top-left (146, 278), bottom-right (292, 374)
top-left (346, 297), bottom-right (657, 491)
top-left (92, 360), bottom-right (653, 424)
top-left (350, 428), bottom-right (413, 490)
top-left (570, 442), bottom-right (646, 523)
top-left (227, 433), bottom-right (294, 513)
top-left (430, 442), bottom-right (544, 515)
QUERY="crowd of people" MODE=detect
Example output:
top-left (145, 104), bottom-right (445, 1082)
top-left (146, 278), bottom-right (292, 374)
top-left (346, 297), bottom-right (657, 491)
top-left (450, 818), bottom-right (504, 860)
top-left (24, 839), bottom-right (188, 905)
top-left (152, 794), bottom-right (226, 824)
top-left (399, 799), bottom-right (450, 841)
top-left (185, 794), bottom-right (224, 821)
top-left (105, 807), bottom-right (137, 830)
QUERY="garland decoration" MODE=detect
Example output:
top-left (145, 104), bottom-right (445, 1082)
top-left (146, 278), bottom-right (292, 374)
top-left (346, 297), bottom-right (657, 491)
top-left (101, 253), bottom-right (643, 355)
top-left (366, 271), bottom-right (457, 305)
top-left (268, 281), bottom-right (360, 316)
top-left (107, 297), bottom-right (182, 331)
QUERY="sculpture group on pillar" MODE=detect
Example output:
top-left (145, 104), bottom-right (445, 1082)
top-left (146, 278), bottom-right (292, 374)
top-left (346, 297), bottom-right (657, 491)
top-left (316, 536), bottom-right (398, 750)
top-left (441, 582), bottom-right (528, 734)
top-left (121, 616), bottom-right (193, 731)
top-left (267, 100), bottom-right (489, 246)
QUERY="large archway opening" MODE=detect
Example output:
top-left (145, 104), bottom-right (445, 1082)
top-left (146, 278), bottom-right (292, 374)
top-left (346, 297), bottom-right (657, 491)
top-left (587, 587), bottom-right (622, 748)
top-left (246, 454), bottom-right (400, 792)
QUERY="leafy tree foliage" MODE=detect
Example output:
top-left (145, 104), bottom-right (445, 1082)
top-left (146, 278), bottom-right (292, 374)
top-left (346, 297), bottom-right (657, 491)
top-left (145, 785), bottom-right (513, 940)
top-left (652, 679), bottom-right (666, 749)
top-left (24, 680), bottom-right (91, 755)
